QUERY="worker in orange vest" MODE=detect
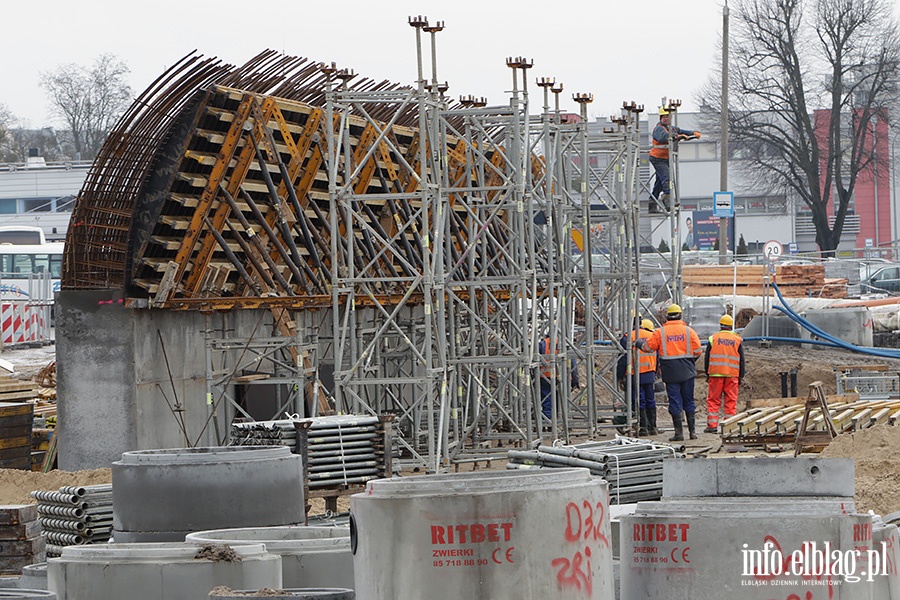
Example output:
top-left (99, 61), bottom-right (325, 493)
top-left (616, 318), bottom-right (659, 436)
top-left (649, 107), bottom-right (700, 213)
top-left (636, 304), bottom-right (702, 441)
top-left (703, 314), bottom-right (745, 433)
top-left (633, 319), bottom-right (659, 436)
top-left (538, 336), bottom-right (579, 421)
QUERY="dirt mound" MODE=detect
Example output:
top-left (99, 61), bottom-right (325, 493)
top-left (821, 425), bottom-right (900, 516)
top-left (0, 468), bottom-right (112, 505)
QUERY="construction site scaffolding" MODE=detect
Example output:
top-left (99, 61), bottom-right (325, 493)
top-left (313, 18), bottom-right (668, 471)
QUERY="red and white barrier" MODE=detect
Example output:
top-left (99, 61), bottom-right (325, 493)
top-left (1, 301), bottom-right (51, 346)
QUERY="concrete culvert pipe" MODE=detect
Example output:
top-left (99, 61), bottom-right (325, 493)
top-left (112, 446), bottom-right (304, 542)
top-left (621, 458), bottom-right (879, 599)
top-left (186, 526), bottom-right (354, 590)
top-left (0, 592), bottom-right (55, 599)
top-left (47, 543), bottom-right (282, 600)
top-left (209, 588), bottom-right (354, 599)
top-left (351, 468), bottom-right (614, 599)
top-left (18, 564), bottom-right (47, 590)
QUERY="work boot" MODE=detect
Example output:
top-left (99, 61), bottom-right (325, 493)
top-left (638, 409), bottom-right (649, 437)
top-left (704, 424), bottom-right (718, 434)
top-left (686, 412), bottom-right (698, 440)
top-left (648, 197), bottom-right (659, 214)
top-left (659, 192), bottom-right (671, 211)
top-left (669, 414), bottom-right (684, 442)
top-left (648, 409), bottom-right (659, 435)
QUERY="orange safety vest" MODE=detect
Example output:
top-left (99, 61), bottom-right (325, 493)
top-left (649, 123), bottom-right (670, 160)
top-left (707, 330), bottom-right (742, 378)
top-left (540, 336), bottom-right (558, 378)
top-left (654, 321), bottom-right (701, 360)
top-left (631, 329), bottom-right (657, 374)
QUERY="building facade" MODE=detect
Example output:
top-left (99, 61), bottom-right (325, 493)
top-left (593, 110), bottom-right (896, 257)
top-left (0, 153), bottom-right (91, 242)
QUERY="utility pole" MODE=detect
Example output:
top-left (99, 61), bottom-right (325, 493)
top-left (719, 1), bottom-right (730, 265)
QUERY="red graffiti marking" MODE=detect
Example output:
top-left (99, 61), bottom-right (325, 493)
top-left (564, 501), bottom-right (609, 547)
top-left (552, 547), bottom-right (593, 595)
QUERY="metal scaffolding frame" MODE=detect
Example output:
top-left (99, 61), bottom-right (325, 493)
top-left (317, 21), bottom-right (663, 469)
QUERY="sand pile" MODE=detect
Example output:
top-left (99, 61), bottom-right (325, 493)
top-left (0, 468), bottom-right (112, 505)
top-left (820, 425), bottom-right (900, 516)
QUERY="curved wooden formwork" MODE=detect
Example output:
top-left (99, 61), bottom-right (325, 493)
top-left (62, 50), bottom-right (517, 311)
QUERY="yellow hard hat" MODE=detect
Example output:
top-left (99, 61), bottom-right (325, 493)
top-left (720, 314), bottom-right (734, 327)
top-left (659, 107), bottom-right (669, 117)
top-left (667, 303), bottom-right (682, 315)
top-left (640, 319), bottom-right (655, 331)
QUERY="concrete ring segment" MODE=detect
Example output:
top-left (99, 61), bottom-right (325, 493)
top-left (112, 446), bottom-right (304, 542)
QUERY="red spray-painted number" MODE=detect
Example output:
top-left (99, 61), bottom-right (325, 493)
top-left (564, 501), bottom-right (609, 547)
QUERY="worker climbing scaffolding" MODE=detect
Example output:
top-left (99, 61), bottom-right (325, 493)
top-left (648, 105), bottom-right (700, 214)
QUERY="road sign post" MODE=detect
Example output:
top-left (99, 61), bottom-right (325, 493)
top-left (764, 240), bottom-right (783, 263)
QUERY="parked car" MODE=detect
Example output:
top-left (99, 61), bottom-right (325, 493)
top-left (861, 265), bottom-right (900, 294)
top-left (858, 258), bottom-right (892, 281)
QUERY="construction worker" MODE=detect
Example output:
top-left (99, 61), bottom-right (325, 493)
top-left (703, 314), bottom-right (745, 433)
top-left (649, 108), bottom-right (700, 213)
top-left (538, 335), bottom-right (579, 421)
top-left (615, 318), bottom-right (659, 436)
top-left (635, 304), bottom-right (702, 441)
top-left (633, 319), bottom-right (659, 435)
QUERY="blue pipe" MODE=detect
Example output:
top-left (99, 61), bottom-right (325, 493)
top-left (742, 335), bottom-right (843, 348)
top-left (769, 282), bottom-right (900, 359)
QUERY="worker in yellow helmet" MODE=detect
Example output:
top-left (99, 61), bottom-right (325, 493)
top-left (703, 314), bottom-right (745, 433)
top-left (616, 318), bottom-right (660, 436)
top-left (648, 107), bottom-right (700, 214)
top-left (636, 303), bottom-right (702, 441)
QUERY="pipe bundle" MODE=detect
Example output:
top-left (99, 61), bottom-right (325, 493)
top-left (506, 437), bottom-right (684, 504)
top-left (31, 484), bottom-right (113, 557)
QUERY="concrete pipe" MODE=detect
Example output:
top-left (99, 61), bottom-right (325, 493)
top-left (0, 580), bottom-right (18, 589)
top-left (0, 592), bottom-right (55, 599)
top-left (351, 468), bottom-right (614, 599)
top-left (872, 521), bottom-right (900, 599)
top-left (18, 564), bottom-right (47, 590)
top-left (209, 589), bottom-right (354, 599)
top-left (621, 457), bottom-right (876, 599)
top-left (47, 542), bottom-right (281, 600)
top-left (112, 446), bottom-right (304, 542)
top-left (186, 526), bottom-right (354, 590)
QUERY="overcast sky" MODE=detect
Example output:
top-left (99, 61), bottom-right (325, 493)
top-left (4, 1), bottom-right (740, 128)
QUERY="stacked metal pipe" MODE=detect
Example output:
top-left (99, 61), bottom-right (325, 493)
top-left (231, 416), bottom-right (393, 490)
top-left (31, 484), bottom-right (113, 557)
top-left (231, 420), bottom-right (298, 450)
top-left (506, 437), bottom-right (684, 504)
top-left (302, 416), bottom-right (384, 489)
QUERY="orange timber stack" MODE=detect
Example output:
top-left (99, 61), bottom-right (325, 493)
top-left (683, 264), bottom-right (848, 299)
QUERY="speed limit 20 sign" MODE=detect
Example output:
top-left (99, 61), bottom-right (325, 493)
top-left (763, 240), bottom-right (783, 262)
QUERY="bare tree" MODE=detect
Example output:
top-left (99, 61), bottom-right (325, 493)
top-left (40, 54), bottom-right (133, 161)
top-left (703, 0), bottom-right (900, 256)
top-left (0, 104), bottom-right (16, 162)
